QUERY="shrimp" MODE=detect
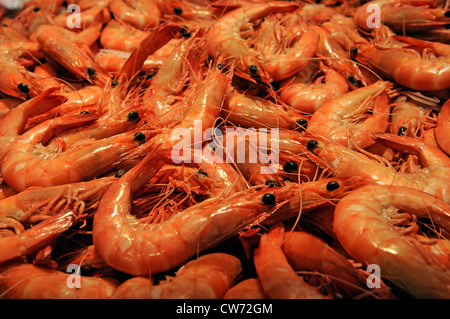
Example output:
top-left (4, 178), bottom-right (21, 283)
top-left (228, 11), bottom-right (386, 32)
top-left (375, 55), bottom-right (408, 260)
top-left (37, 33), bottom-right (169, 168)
top-left (1, 114), bottom-right (151, 192)
top-left (100, 19), bottom-right (149, 52)
top-left (282, 230), bottom-right (396, 299)
top-left (222, 89), bottom-right (310, 130)
top-left (333, 184), bottom-right (450, 298)
top-left (303, 133), bottom-right (450, 203)
top-left (390, 97), bottom-right (436, 138)
top-left (435, 99), bottom-right (450, 155)
top-left (251, 11), bottom-right (320, 82)
top-left (253, 225), bottom-right (330, 299)
top-left (223, 278), bottom-right (267, 299)
top-left (354, 0), bottom-right (450, 33)
top-left (92, 147), bottom-right (314, 276)
top-left (206, 1), bottom-right (299, 84)
top-left (0, 209), bottom-right (77, 264)
top-left (306, 81), bottom-right (393, 149)
top-left (0, 262), bottom-right (118, 299)
top-left (34, 24), bottom-right (110, 86)
top-left (0, 176), bottom-right (116, 224)
top-left (112, 253), bottom-right (242, 299)
top-left (0, 60), bottom-right (41, 100)
top-left (109, 0), bottom-right (161, 30)
top-left (312, 25), bottom-right (368, 89)
top-left (280, 62), bottom-right (349, 114)
top-left (355, 28), bottom-right (450, 91)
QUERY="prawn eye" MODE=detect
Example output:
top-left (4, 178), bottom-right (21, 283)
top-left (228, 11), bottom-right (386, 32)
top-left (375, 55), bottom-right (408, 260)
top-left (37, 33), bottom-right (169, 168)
top-left (111, 80), bottom-right (119, 87)
top-left (265, 180), bottom-right (280, 188)
top-left (87, 67), bottom-right (96, 77)
top-left (397, 126), bottom-right (407, 136)
top-left (134, 132), bottom-right (146, 143)
top-left (326, 181), bottom-right (340, 191)
top-left (217, 63), bottom-right (224, 70)
top-left (127, 110), bottom-right (140, 121)
top-left (307, 139), bottom-right (319, 152)
top-left (115, 169), bottom-right (127, 178)
top-left (283, 161), bottom-right (298, 172)
top-left (348, 75), bottom-right (356, 85)
top-left (80, 111), bottom-right (90, 115)
top-left (350, 47), bottom-right (358, 59)
top-left (445, 11), bottom-right (450, 17)
top-left (249, 65), bottom-right (259, 76)
top-left (198, 170), bottom-right (208, 177)
top-left (262, 193), bottom-right (276, 205)
top-left (33, 6), bottom-right (40, 12)
top-left (174, 7), bottom-right (182, 15)
top-left (297, 118), bottom-right (308, 129)
top-left (18, 83), bottom-right (30, 94)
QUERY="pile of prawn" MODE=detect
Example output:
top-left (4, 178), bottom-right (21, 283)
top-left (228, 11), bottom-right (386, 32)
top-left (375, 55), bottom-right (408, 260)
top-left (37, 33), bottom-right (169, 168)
top-left (0, 0), bottom-right (449, 299)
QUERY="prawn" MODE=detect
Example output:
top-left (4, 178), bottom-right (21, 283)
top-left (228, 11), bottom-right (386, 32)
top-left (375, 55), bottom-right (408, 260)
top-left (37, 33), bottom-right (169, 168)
top-left (109, 0), bottom-right (161, 30)
top-left (92, 147), bottom-right (312, 276)
top-left (306, 81), bottom-right (393, 149)
top-left (112, 253), bottom-right (242, 299)
top-left (280, 62), bottom-right (349, 114)
top-left (223, 278), bottom-right (267, 299)
top-left (253, 224), bottom-right (330, 299)
top-left (303, 133), bottom-right (450, 203)
top-left (206, 1), bottom-right (299, 84)
top-left (354, 0), bottom-right (450, 33)
top-left (355, 27), bottom-right (450, 91)
top-left (0, 262), bottom-right (118, 298)
top-left (333, 184), bottom-right (450, 298)
top-left (282, 230), bottom-right (396, 299)
top-left (0, 209), bottom-right (77, 264)
top-left (1, 114), bottom-right (151, 192)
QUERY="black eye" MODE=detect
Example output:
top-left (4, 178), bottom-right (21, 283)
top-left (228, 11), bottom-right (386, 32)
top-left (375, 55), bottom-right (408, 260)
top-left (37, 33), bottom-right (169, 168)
top-left (283, 161), bottom-right (298, 172)
top-left (80, 111), bottom-right (90, 115)
top-left (174, 7), bottom-right (182, 15)
top-left (134, 132), bottom-right (146, 143)
top-left (182, 32), bottom-right (191, 38)
top-left (262, 193), bottom-right (276, 205)
top-left (18, 83), bottom-right (29, 93)
top-left (307, 139), bottom-right (319, 152)
top-left (265, 180), bottom-right (280, 188)
top-left (115, 169), bottom-right (127, 178)
top-left (350, 47), bottom-right (358, 59)
top-left (87, 67), bottom-right (96, 76)
top-left (297, 119), bottom-right (308, 129)
top-left (33, 6), bottom-right (40, 12)
top-left (217, 63), bottom-right (224, 70)
top-left (249, 65), bottom-right (259, 75)
top-left (127, 110), bottom-right (140, 121)
top-left (111, 80), bottom-right (119, 87)
top-left (348, 75), bottom-right (356, 85)
top-left (326, 181), bottom-right (340, 191)
top-left (397, 126), bottom-right (407, 136)
top-left (198, 170), bottom-right (208, 177)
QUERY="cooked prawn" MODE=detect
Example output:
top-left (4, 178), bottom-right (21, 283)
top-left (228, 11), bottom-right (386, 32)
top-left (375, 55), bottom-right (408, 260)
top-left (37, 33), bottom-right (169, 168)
top-left (333, 184), bottom-right (450, 298)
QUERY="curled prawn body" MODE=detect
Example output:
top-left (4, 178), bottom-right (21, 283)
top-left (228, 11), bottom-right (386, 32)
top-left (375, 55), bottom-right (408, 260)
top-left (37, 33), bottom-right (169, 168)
top-left (356, 31), bottom-right (450, 91)
top-left (112, 253), bottom-right (242, 299)
top-left (253, 225), bottom-right (330, 299)
top-left (280, 63), bottom-right (349, 114)
top-left (109, 0), bottom-right (161, 30)
top-left (306, 81), bottom-right (393, 149)
top-left (0, 262), bottom-right (118, 299)
top-left (303, 133), bottom-right (450, 203)
top-left (334, 184), bottom-right (450, 298)
top-left (206, 1), bottom-right (299, 83)
top-left (1, 114), bottom-right (150, 192)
